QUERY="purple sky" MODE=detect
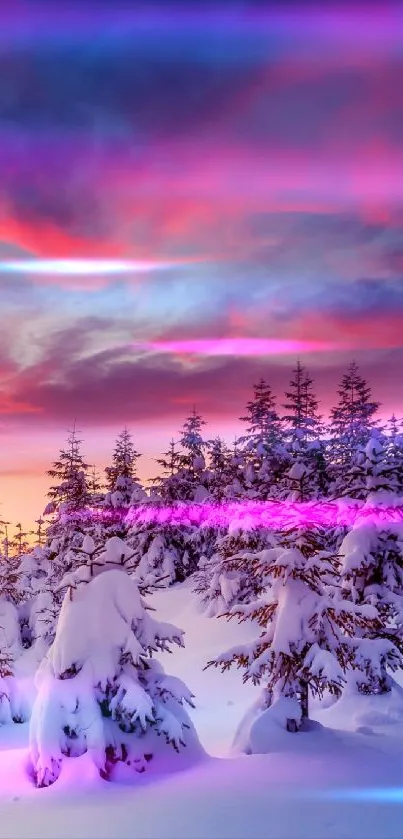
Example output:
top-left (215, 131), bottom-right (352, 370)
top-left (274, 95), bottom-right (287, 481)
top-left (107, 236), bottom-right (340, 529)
top-left (0, 2), bottom-right (402, 529)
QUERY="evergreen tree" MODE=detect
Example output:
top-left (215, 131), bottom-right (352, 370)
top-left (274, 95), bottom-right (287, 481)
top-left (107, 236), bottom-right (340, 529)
top-left (223, 437), bottom-right (248, 500)
top-left (88, 465), bottom-right (104, 506)
top-left (155, 408), bottom-right (210, 503)
top-left (205, 437), bottom-right (234, 502)
top-left (363, 427), bottom-right (399, 500)
top-left (0, 519), bottom-right (12, 560)
top-left (105, 428), bottom-right (142, 507)
top-left (385, 414), bottom-right (403, 495)
top-left (34, 517), bottom-right (45, 548)
top-left (150, 439), bottom-right (182, 502)
top-left (33, 427), bottom-right (93, 652)
top-left (208, 544), bottom-right (387, 729)
top-left (178, 407), bottom-right (208, 468)
top-left (29, 568), bottom-right (201, 787)
top-left (126, 507), bottom-right (199, 587)
top-left (194, 523), bottom-right (278, 616)
top-left (239, 379), bottom-right (287, 499)
top-left (283, 361), bottom-right (321, 437)
top-left (329, 361), bottom-right (380, 495)
top-left (0, 532), bottom-right (25, 722)
top-left (281, 362), bottom-right (328, 500)
top-left (339, 519), bottom-right (403, 693)
top-left (46, 425), bottom-right (91, 516)
top-left (333, 425), bottom-right (398, 502)
top-left (11, 523), bottom-right (31, 559)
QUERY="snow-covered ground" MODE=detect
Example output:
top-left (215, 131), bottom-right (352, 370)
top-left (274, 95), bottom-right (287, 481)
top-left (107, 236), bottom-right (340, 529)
top-left (2, 579), bottom-right (403, 838)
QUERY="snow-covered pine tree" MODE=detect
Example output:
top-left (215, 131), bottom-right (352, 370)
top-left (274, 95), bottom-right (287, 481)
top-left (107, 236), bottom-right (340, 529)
top-left (194, 516), bottom-right (278, 617)
top-left (29, 568), bottom-right (201, 787)
top-left (207, 544), bottom-right (384, 730)
top-left (339, 518), bottom-right (403, 693)
top-left (31, 426), bottom-right (93, 653)
top-left (34, 517), bottom-right (45, 548)
top-left (88, 465), bottom-right (104, 506)
top-left (126, 504), bottom-right (199, 588)
top-left (126, 411), bottom-right (210, 587)
top-left (281, 361), bottom-right (328, 500)
top-left (205, 437), bottom-right (233, 502)
top-left (105, 428), bottom-right (144, 508)
top-left (239, 379), bottom-right (288, 500)
top-left (56, 534), bottom-right (140, 597)
top-left (329, 361), bottom-right (380, 497)
top-left (222, 437), bottom-right (248, 500)
top-left (385, 414), bottom-right (403, 496)
top-left (11, 523), bottom-right (31, 559)
top-left (46, 424), bottom-right (91, 518)
top-left (0, 530), bottom-right (26, 723)
top-left (173, 408), bottom-right (210, 502)
top-left (150, 439), bottom-right (182, 502)
top-left (334, 425), bottom-right (398, 503)
top-left (363, 427), bottom-right (399, 502)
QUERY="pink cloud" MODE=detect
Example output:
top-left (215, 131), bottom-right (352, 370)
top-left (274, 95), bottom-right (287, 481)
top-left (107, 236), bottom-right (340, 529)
top-left (140, 338), bottom-right (342, 357)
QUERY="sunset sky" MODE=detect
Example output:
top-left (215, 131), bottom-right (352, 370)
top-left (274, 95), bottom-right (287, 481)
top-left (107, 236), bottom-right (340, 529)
top-left (0, 3), bottom-right (402, 532)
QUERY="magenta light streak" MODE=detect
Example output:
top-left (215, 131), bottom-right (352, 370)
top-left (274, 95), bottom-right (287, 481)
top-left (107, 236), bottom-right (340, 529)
top-left (139, 338), bottom-right (342, 357)
top-left (68, 500), bottom-right (403, 531)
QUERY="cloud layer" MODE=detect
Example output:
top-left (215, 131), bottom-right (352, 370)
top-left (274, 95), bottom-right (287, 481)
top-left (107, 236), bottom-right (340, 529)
top-left (0, 3), bottom-right (402, 529)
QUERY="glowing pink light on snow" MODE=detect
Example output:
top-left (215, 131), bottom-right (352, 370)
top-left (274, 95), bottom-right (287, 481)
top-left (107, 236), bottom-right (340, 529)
top-left (65, 500), bottom-right (403, 531)
top-left (138, 338), bottom-right (341, 357)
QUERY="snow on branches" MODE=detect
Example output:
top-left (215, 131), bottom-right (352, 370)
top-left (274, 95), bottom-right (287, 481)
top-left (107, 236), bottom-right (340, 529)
top-left (29, 569), bottom-right (201, 787)
top-left (207, 544), bottom-right (385, 729)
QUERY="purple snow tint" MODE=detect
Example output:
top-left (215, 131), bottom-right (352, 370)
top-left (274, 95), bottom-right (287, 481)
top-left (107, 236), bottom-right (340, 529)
top-left (66, 499), bottom-right (403, 531)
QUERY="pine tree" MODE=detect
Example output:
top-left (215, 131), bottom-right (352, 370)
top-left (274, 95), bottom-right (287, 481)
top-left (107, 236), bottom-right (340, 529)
top-left (131, 419), bottom-right (208, 584)
top-left (152, 408), bottom-right (209, 503)
top-left (339, 519), bottom-right (403, 693)
top-left (29, 568), bottom-right (200, 787)
top-left (151, 439), bottom-right (182, 502)
top-left (329, 361), bottom-right (380, 496)
top-left (0, 519), bottom-right (12, 560)
top-left (164, 408), bottom-right (210, 502)
top-left (194, 523), bottom-right (278, 616)
top-left (33, 427), bottom-right (93, 651)
top-left (333, 425), bottom-right (398, 503)
top-left (207, 544), bottom-right (385, 730)
top-left (46, 425), bottom-right (91, 516)
top-left (11, 523), bottom-right (31, 559)
top-left (283, 361), bottom-right (321, 437)
top-left (0, 530), bottom-right (25, 722)
top-left (281, 362), bottom-right (328, 500)
top-left (363, 427), bottom-right (399, 500)
top-left (126, 506), bottom-right (199, 588)
top-left (88, 465), bottom-right (104, 506)
top-left (223, 437), bottom-right (248, 500)
top-left (205, 437), bottom-right (234, 502)
top-left (105, 428), bottom-right (142, 507)
top-left (385, 414), bottom-right (403, 495)
top-left (239, 379), bottom-right (287, 499)
top-left (179, 407), bottom-right (208, 468)
top-left (34, 517), bottom-right (45, 548)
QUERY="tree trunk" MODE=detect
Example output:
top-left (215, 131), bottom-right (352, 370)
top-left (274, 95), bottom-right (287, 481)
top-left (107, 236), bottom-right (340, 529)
top-left (377, 667), bottom-right (391, 694)
top-left (300, 680), bottom-right (309, 722)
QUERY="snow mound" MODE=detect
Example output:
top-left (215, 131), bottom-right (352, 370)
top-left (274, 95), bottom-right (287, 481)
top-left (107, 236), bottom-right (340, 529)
top-left (233, 694), bottom-right (304, 755)
top-left (314, 678), bottom-right (403, 732)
